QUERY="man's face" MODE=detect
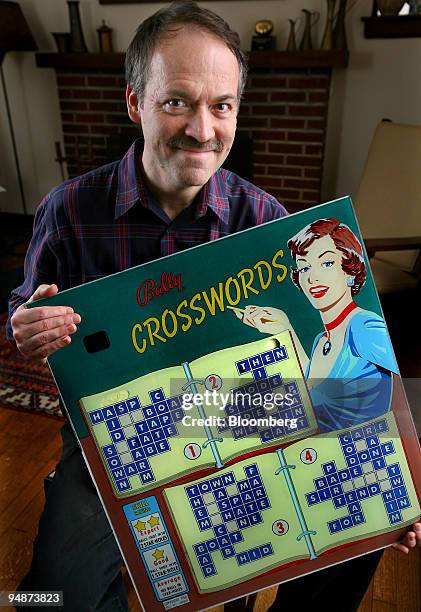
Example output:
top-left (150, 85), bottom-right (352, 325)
top-left (134, 27), bottom-right (240, 194)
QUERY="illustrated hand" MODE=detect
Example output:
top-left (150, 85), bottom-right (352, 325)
top-left (11, 284), bottom-right (81, 365)
top-left (233, 305), bottom-right (291, 335)
top-left (392, 521), bottom-right (421, 554)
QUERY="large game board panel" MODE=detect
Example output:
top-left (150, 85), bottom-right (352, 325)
top-left (36, 196), bottom-right (421, 612)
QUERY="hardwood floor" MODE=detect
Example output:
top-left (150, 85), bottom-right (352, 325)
top-left (0, 409), bottom-right (63, 611)
top-left (0, 406), bottom-right (419, 611)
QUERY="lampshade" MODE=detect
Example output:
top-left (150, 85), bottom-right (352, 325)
top-left (355, 120), bottom-right (421, 294)
top-left (0, 1), bottom-right (38, 64)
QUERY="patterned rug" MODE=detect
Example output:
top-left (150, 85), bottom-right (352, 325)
top-left (0, 313), bottom-right (62, 417)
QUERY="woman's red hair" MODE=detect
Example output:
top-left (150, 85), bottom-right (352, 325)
top-left (287, 218), bottom-right (366, 296)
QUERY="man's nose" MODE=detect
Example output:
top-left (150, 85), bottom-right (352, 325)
top-left (185, 107), bottom-right (216, 143)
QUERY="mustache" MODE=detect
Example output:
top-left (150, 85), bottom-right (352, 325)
top-left (167, 136), bottom-right (224, 152)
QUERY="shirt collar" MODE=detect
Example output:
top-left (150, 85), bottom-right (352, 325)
top-left (194, 169), bottom-right (230, 225)
top-left (115, 138), bottom-right (230, 225)
top-left (115, 138), bottom-right (145, 220)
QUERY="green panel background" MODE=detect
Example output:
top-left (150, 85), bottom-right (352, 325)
top-left (33, 198), bottom-right (384, 438)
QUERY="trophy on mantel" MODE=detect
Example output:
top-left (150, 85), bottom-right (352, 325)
top-left (97, 20), bottom-right (114, 53)
top-left (251, 19), bottom-right (276, 50)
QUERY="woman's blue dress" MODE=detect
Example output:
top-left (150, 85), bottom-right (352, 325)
top-left (305, 310), bottom-right (399, 433)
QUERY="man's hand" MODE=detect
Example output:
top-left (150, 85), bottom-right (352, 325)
top-left (11, 284), bottom-right (81, 364)
top-left (393, 521), bottom-right (421, 554)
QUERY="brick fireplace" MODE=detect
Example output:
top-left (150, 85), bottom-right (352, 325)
top-left (37, 50), bottom-right (347, 213)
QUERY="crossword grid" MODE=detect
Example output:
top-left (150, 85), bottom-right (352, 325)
top-left (216, 345), bottom-right (310, 443)
top-left (185, 464), bottom-right (273, 577)
top-left (305, 418), bottom-right (412, 534)
top-left (86, 388), bottom-right (185, 493)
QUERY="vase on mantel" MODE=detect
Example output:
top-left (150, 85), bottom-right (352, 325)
top-left (320, 0), bottom-right (336, 50)
top-left (286, 18), bottom-right (299, 51)
top-left (333, 0), bottom-right (348, 52)
top-left (299, 9), bottom-right (320, 50)
top-left (67, 0), bottom-right (88, 53)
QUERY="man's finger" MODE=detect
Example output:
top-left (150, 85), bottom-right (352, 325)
top-left (393, 530), bottom-right (417, 555)
top-left (13, 304), bottom-right (75, 324)
top-left (27, 313), bottom-right (81, 341)
top-left (23, 322), bottom-right (78, 353)
top-left (28, 283), bottom-right (58, 303)
top-left (403, 532), bottom-right (417, 548)
top-left (392, 543), bottom-right (409, 554)
top-left (30, 334), bottom-right (73, 361)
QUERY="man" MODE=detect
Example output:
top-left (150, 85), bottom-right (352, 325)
top-left (7, 1), bottom-right (420, 611)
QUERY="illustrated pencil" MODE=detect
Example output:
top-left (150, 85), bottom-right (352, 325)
top-left (226, 305), bottom-right (245, 315)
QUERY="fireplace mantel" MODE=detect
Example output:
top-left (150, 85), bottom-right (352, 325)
top-left (35, 50), bottom-right (348, 72)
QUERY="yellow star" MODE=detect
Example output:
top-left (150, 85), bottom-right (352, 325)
top-left (148, 515), bottom-right (160, 527)
top-left (134, 520), bottom-right (146, 532)
top-left (152, 548), bottom-right (164, 560)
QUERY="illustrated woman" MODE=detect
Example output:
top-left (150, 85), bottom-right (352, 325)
top-left (235, 218), bottom-right (398, 432)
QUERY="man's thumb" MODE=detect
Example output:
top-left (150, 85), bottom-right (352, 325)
top-left (29, 284), bottom-right (58, 303)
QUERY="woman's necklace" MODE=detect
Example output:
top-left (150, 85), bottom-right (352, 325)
top-left (322, 301), bottom-right (357, 356)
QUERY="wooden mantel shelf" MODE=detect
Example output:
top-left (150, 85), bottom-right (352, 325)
top-left (36, 52), bottom-right (125, 70)
top-left (248, 49), bottom-right (348, 69)
top-left (35, 49), bottom-right (348, 72)
top-left (362, 15), bottom-right (421, 38)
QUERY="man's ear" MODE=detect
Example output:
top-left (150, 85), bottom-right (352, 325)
top-left (126, 85), bottom-right (141, 125)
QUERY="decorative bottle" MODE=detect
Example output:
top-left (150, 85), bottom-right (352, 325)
top-left (320, 0), bottom-right (336, 51)
top-left (333, 0), bottom-right (348, 52)
top-left (67, 1), bottom-right (88, 53)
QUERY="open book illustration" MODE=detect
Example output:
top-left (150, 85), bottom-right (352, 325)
top-left (163, 411), bottom-right (420, 593)
top-left (79, 332), bottom-right (317, 497)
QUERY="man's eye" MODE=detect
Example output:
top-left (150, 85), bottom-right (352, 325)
top-left (164, 99), bottom-right (187, 111)
top-left (321, 260), bottom-right (334, 268)
top-left (214, 102), bottom-right (231, 113)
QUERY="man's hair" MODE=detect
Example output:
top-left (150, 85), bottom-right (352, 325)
top-left (125, 0), bottom-right (248, 105)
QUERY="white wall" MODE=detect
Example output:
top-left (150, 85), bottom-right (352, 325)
top-left (326, 0), bottom-right (421, 201)
top-left (1, 0), bottom-right (420, 214)
top-left (0, 51), bottom-right (61, 214)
